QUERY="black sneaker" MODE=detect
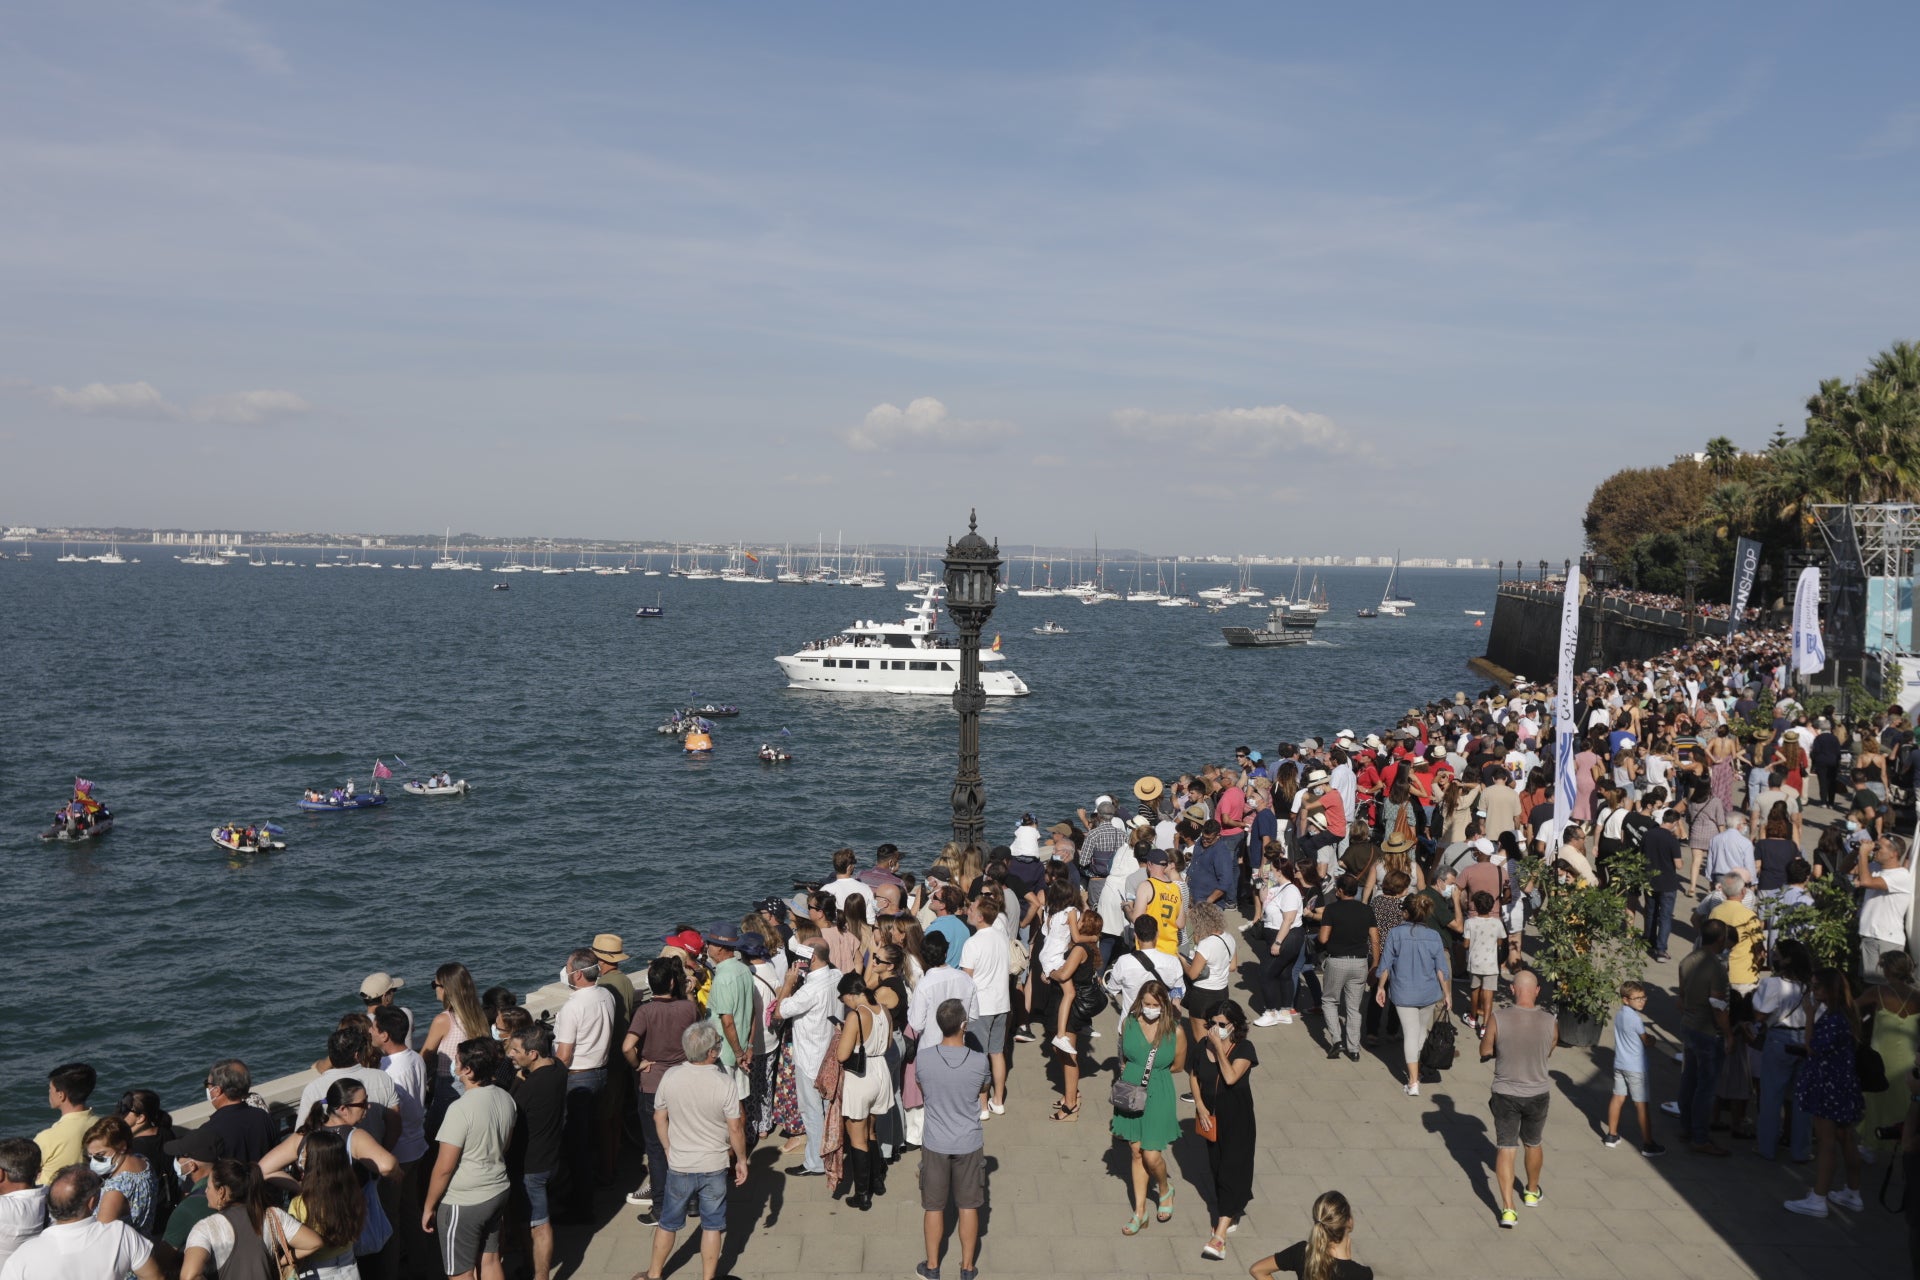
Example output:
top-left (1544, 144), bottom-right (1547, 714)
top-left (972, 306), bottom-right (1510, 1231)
top-left (1346, 1051), bottom-right (1361, 1062)
top-left (636, 1210), bottom-right (659, 1226)
top-left (1602, 1133), bottom-right (1622, 1148)
top-left (1641, 1142), bottom-right (1667, 1158)
top-left (1326, 1046), bottom-right (1342, 1060)
top-left (1178, 1092), bottom-right (1195, 1103)
top-left (916, 1266), bottom-right (940, 1280)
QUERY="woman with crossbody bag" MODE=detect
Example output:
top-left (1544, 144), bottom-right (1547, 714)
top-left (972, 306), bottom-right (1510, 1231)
top-left (1111, 981), bottom-right (1187, 1237)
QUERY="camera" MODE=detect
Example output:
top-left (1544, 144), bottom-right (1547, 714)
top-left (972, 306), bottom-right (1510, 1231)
top-left (1874, 1121), bottom-right (1904, 1143)
top-left (792, 880), bottom-right (821, 894)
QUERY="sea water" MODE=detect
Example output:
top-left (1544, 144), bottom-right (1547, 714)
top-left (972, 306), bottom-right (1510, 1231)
top-left (0, 552), bottom-right (1498, 1124)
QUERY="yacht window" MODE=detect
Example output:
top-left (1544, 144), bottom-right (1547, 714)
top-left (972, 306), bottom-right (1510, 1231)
top-left (885, 635), bottom-right (913, 647)
top-left (910, 661), bottom-right (936, 671)
top-left (800, 657), bottom-right (818, 664)
top-left (940, 662), bottom-right (954, 671)
top-left (855, 660), bottom-right (870, 669)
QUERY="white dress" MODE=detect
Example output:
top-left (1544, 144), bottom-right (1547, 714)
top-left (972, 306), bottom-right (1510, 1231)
top-left (837, 1004), bottom-right (897, 1121)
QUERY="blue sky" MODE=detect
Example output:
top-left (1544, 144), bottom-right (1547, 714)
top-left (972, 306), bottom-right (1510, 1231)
top-left (3, 2), bottom-right (1917, 555)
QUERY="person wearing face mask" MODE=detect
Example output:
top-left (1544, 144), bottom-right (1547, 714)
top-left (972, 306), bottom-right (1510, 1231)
top-left (152, 1126), bottom-right (223, 1269)
top-left (1190, 1000), bottom-right (1257, 1259)
top-left (113, 1091), bottom-right (178, 1237)
top-left (84, 1117), bottom-right (157, 1236)
top-left (179, 1159), bottom-right (326, 1280)
top-left (552, 947), bottom-right (616, 1224)
top-left (1111, 980), bottom-right (1187, 1237)
top-left (197, 1061), bottom-right (274, 1166)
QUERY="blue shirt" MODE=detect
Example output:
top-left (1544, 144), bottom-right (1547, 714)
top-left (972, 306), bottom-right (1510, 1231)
top-left (1613, 1004), bottom-right (1646, 1074)
top-left (1378, 923), bottom-right (1449, 1007)
top-left (926, 915), bottom-right (972, 964)
top-left (1188, 835), bottom-right (1238, 906)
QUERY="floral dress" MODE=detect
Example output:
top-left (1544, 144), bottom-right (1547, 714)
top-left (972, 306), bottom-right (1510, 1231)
top-left (105, 1162), bottom-right (157, 1236)
top-left (1793, 1008), bottom-right (1864, 1126)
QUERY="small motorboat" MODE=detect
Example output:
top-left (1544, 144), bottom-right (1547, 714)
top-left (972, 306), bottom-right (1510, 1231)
top-left (1463, 609), bottom-right (1487, 616)
top-left (212, 823), bottom-right (286, 854)
top-left (402, 777), bottom-right (470, 797)
top-left (492, 582), bottom-right (510, 591)
top-left (636, 592), bottom-right (664, 618)
top-left (1355, 607), bottom-right (1378, 618)
top-left (41, 779), bottom-right (111, 842)
top-left (297, 785), bottom-right (387, 812)
top-left (690, 703), bottom-right (738, 718)
top-left (684, 729), bottom-right (714, 755)
top-left (1031, 621), bottom-right (1070, 635)
top-left (758, 744), bottom-right (792, 763)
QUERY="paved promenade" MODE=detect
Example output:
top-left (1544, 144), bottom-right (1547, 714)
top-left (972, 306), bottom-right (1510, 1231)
top-left (546, 868), bottom-right (1907, 1278)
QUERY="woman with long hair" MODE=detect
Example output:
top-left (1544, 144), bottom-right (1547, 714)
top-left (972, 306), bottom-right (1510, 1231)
top-left (260, 1079), bottom-right (398, 1268)
top-left (1706, 722), bottom-right (1740, 814)
top-left (84, 1116), bottom-right (156, 1235)
top-left (283, 1130), bottom-right (367, 1279)
top-left (841, 894), bottom-right (875, 969)
top-left (180, 1159), bottom-right (329, 1280)
top-left (1439, 776), bottom-right (1481, 846)
top-left (1192, 999), bottom-right (1257, 1259)
top-left (1775, 734), bottom-right (1808, 798)
top-left (833, 969), bottom-right (894, 1211)
top-left (1252, 1189), bottom-right (1370, 1279)
top-left (1254, 854), bottom-right (1306, 1027)
top-left (1785, 969), bottom-right (1866, 1218)
top-left (1379, 772), bottom-right (1419, 851)
top-left (1363, 842), bottom-right (1423, 901)
top-left (1754, 940), bottom-right (1814, 1163)
top-left (1047, 908), bottom-right (1104, 1121)
top-left (1112, 981), bottom-right (1187, 1237)
top-left (421, 962), bottom-right (487, 1123)
top-left (115, 1090), bottom-right (179, 1233)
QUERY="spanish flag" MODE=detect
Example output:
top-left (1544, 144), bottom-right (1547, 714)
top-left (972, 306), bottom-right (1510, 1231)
top-left (991, 634), bottom-right (1001, 652)
top-left (743, 551), bottom-right (759, 563)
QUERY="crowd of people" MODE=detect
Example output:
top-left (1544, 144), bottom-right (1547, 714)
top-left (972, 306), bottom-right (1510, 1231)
top-left (8, 628), bottom-right (1920, 1280)
top-left (1501, 573), bottom-right (1765, 625)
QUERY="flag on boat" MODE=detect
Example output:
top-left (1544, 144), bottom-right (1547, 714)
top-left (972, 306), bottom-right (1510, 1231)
top-left (390, 756), bottom-right (408, 769)
top-left (74, 778), bottom-right (93, 796)
top-left (372, 759), bottom-right (393, 780)
top-left (743, 551), bottom-right (759, 563)
top-left (991, 634), bottom-right (1001, 652)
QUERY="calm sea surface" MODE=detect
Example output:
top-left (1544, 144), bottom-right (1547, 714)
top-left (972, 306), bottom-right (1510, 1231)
top-left (1, 548), bottom-right (1498, 1126)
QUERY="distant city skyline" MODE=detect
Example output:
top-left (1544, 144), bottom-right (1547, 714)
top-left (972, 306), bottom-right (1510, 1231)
top-left (5, 5), bottom-right (1917, 555)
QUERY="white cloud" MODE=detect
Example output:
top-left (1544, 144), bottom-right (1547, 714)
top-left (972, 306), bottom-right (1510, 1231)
top-left (27, 380), bottom-right (311, 426)
top-left (842, 397), bottom-right (1017, 452)
top-left (1112, 404), bottom-right (1376, 462)
top-left (192, 389), bottom-right (312, 425)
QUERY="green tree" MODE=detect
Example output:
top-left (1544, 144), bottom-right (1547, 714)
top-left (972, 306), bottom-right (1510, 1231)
top-left (1704, 435), bottom-right (1738, 477)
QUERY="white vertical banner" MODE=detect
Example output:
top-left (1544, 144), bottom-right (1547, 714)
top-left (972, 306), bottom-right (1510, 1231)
top-left (1547, 564), bottom-right (1582, 854)
top-left (1791, 566), bottom-right (1826, 678)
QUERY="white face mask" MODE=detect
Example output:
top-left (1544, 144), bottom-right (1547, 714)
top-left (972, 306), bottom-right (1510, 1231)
top-left (173, 1158), bottom-right (189, 1182)
top-left (87, 1154), bottom-right (114, 1175)
top-left (1213, 1024), bottom-right (1232, 1040)
top-left (205, 1087), bottom-right (217, 1105)
top-left (559, 967), bottom-right (573, 986)
top-left (1140, 1006), bottom-right (1162, 1023)
top-left (491, 1026), bottom-right (506, 1041)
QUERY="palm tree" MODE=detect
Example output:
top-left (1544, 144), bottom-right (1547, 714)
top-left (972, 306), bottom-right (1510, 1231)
top-left (1704, 436), bottom-right (1738, 477)
top-left (1698, 481), bottom-right (1753, 541)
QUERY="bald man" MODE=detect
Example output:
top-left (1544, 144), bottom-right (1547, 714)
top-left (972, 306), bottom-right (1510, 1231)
top-left (1478, 970), bottom-right (1558, 1229)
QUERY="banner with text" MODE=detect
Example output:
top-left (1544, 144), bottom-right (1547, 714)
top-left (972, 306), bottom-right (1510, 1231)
top-left (1791, 565), bottom-right (1826, 678)
top-left (1728, 537), bottom-right (1761, 634)
top-left (1548, 564), bottom-right (1581, 853)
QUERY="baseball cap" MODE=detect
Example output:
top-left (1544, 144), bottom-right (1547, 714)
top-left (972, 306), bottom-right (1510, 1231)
top-left (360, 972), bottom-right (404, 1001)
top-left (1143, 848), bottom-right (1170, 865)
top-left (164, 1127), bottom-right (224, 1163)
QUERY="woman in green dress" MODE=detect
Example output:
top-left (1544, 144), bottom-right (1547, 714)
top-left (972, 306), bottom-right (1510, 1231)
top-left (1111, 979), bottom-right (1187, 1236)
top-left (1859, 951), bottom-right (1920, 1151)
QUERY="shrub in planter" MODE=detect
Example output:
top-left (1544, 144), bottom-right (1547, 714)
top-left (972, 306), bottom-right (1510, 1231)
top-left (1524, 851), bottom-right (1649, 1043)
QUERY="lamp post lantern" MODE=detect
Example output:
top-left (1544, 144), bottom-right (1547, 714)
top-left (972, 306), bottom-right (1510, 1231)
top-left (1538, 559), bottom-right (1549, 583)
top-left (1683, 557), bottom-right (1702, 637)
top-left (942, 509), bottom-right (1002, 851)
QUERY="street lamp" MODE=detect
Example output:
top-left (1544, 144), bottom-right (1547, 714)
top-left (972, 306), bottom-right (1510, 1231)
top-left (1498, 559), bottom-right (1505, 583)
top-left (942, 509), bottom-right (1002, 851)
top-left (1539, 559), bottom-right (1549, 583)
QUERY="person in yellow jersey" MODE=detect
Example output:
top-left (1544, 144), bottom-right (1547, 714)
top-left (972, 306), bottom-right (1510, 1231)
top-left (1132, 849), bottom-right (1185, 956)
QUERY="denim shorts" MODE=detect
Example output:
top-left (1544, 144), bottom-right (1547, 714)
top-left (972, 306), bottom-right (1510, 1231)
top-left (1612, 1069), bottom-right (1647, 1103)
top-left (522, 1170), bottom-right (552, 1228)
top-left (658, 1168), bottom-right (728, 1233)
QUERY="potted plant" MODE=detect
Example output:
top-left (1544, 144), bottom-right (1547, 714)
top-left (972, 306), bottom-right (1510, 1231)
top-left (1524, 851), bottom-right (1649, 1047)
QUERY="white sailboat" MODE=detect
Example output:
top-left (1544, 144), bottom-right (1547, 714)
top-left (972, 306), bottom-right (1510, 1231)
top-left (1381, 550), bottom-right (1415, 608)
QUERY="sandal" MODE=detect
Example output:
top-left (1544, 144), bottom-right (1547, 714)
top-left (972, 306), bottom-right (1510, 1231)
top-left (1121, 1211), bottom-right (1149, 1236)
top-left (1157, 1184), bottom-right (1175, 1222)
top-left (1051, 1102), bottom-right (1080, 1122)
top-left (1201, 1238), bottom-right (1226, 1261)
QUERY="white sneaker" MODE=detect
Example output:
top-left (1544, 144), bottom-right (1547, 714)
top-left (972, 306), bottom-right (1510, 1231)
top-left (1253, 1011), bottom-right (1285, 1028)
top-left (988, 1100), bottom-right (1005, 1116)
top-left (1828, 1188), bottom-right (1865, 1212)
top-left (979, 1108), bottom-right (990, 1121)
top-left (1090, 1029), bottom-right (1102, 1038)
top-left (1659, 1101), bottom-right (1681, 1116)
top-left (1784, 1193), bottom-right (1829, 1218)
top-left (1275, 1010), bottom-right (1295, 1025)
top-left (1050, 1034), bottom-right (1078, 1055)
top-left (1404, 1082), bottom-right (1420, 1096)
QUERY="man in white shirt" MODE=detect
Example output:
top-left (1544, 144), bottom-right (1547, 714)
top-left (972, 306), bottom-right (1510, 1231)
top-left (0, 1140), bottom-right (46, 1274)
top-left (1107, 917), bottom-right (1182, 1031)
top-left (775, 935), bottom-right (841, 1177)
top-left (552, 948), bottom-right (615, 1221)
top-left (820, 848), bottom-right (872, 917)
top-left (958, 894), bottom-right (1012, 1116)
top-left (369, 1006), bottom-right (431, 1278)
top-left (297, 1026), bottom-right (402, 1148)
top-left (0, 1167), bottom-right (160, 1280)
top-left (1857, 835), bottom-right (1915, 982)
top-left (907, 934), bottom-right (978, 1041)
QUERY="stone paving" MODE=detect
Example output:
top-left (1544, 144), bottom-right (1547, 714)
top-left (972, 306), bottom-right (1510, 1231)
top-left (545, 921), bottom-right (1908, 1279)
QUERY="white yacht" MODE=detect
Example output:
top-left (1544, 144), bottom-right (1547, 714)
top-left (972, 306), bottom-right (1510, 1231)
top-left (776, 588), bottom-right (1031, 696)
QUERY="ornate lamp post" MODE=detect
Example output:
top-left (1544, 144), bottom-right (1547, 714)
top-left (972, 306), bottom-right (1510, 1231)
top-left (1587, 553), bottom-right (1611, 666)
top-left (942, 509), bottom-right (1002, 851)
top-left (1538, 559), bottom-right (1549, 584)
top-left (1497, 559), bottom-right (1505, 584)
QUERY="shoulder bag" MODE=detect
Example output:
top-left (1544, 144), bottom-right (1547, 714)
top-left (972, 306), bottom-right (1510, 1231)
top-left (1420, 1010), bottom-right (1458, 1073)
top-left (843, 1007), bottom-right (869, 1078)
top-left (1109, 1023), bottom-right (1162, 1114)
top-left (1858, 1011), bottom-right (1889, 1093)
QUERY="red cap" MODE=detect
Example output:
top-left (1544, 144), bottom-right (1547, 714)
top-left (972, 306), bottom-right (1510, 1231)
top-left (663, 929), bottom-right (704, 955)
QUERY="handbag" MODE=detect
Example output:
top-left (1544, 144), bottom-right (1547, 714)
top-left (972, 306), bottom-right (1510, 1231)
top-left (1419, 1012), bottom-right (1457, 1073)
top-left (1195, 1111), bottom-right (1218, 1142)
top-left (265, 1208), bottom-right (313, 1280)
top-left (1858, 1014), bottom-right (1889, 1093)
top-left (1108, 1025), bottom-right (1162, 1114)
top-left (843, 1007), bottom-right (869, 1078)
top-left (1069, 975), bottom-right (1109, 1025)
